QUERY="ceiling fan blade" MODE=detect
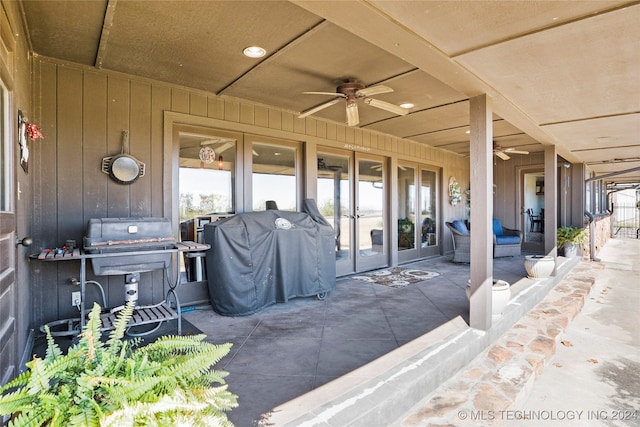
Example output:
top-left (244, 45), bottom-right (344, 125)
top-left (363, 98), bottom-right (409, 116)
top-left (357, 85), bottom-right (393, 97)
top-left (303, 91), bottom-right (347, 97)
top-left (346, 102), bottom-right (359, 126)
top-left (495, 151), bottom-right (511, 161)
top-left (298, 98), bottom-right (341, 119)
top-left (504, 148), bottom-right (530, 155)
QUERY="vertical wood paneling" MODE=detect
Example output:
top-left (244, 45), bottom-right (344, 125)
top-left (345, 127), bottom-right (354, 144)
top-left (254, 105), bottom-right (268, 127)
top-left (33, 60), bottom-right (59, 324)
top-left (151, 85), bottom-right (171, 303)
top-left (129, 81), bottom-right (152, 218)
top-left (130, 81), bottom-right (154, 304)
top-left (189, 93), bottom-right (207, 116)
top-left (304, 117), bottom-right (316, 137)
top-left (354, 128), bottom-right (362, 146)
top-left (241, 104), bottom-right (255, 125)
top-left (293, 117), bottom-right (305, 135)
top-left (151, 85), bottom-right (171, 217)
top-left (268, 109), bottom-right (281, 130)
top-left (106, 76), bottom-right (131, 217)
top-left (171, 89), bottom-right (189, 113)
top-left (224, 99), bottom-right (240, 122)
top-left (208, 96), bottom-right (225, 119)
top-left (82, 71), bottom-right (108, 222)
top-left (281, 111), bottom-right (294, 132)
top-left (55, 66), bottom-right (84, 320)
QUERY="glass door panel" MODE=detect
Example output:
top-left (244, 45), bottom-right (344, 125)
top-left (178, 129), bottom-right (239, 282)
top-left (251, 140), bottom-right (298, 211)
top-left (419, 169), bottom-right (439, 257)
top-left (398, 165), bottom-right (416, 252)
top-left (356, 156), bottom-right (387, 271)
top-left (317, 152), bottom-right (352, 275)
top-left (317, 151), bottom-right (387, 275)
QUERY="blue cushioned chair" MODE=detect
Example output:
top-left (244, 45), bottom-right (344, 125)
top-left (446, 220), bottom-right (471, 263)
top-left (492, 218), bottom-right (523, 258)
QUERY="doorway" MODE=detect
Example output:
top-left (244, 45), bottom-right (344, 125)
top-left (0, 79), bottom-right (18, 384)
top-left (317, 150), bottom-right (387, 276)
top-left (521, 170), bottom-right (545, 253)
top-left (397, 163), bottom-right (440, 263)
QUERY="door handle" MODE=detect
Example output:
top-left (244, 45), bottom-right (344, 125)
top-left (16, 236), bottom-right (33, 247)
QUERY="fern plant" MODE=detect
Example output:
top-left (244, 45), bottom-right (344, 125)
top-left (0, 302), bottom-right (238, 426)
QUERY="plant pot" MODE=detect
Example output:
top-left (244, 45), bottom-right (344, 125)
top-left (562, 243), bottom-right (581, 258)
top-left (524, 255), bottom-right (555, 278)
top-left (466, 279), bottom-right (511, 320)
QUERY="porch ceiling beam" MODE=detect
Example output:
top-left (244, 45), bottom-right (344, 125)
top-left (95, 0), bottom-right (117, 69)
top-left (585, 165), bottom-right (640, 183)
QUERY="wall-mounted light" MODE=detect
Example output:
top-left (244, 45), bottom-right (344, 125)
top-left (563, 161), bottom-right (571, 169)
top-left (218, 155), bottom-right (224, 170)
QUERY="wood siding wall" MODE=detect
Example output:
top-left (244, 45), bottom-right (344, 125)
top-left (30, 56), bottom-right (469, 326)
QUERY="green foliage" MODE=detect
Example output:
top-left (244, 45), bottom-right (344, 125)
top-left (557, 226), bottom-right (588, 249)
top-left (0, 302), bottom-right (237, 426)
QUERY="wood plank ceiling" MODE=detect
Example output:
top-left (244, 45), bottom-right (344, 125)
top-left (20, 0), bottom-right (640, 185)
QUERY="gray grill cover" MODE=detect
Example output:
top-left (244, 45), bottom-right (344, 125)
top-left (204, 207), bottom-right (336, 316)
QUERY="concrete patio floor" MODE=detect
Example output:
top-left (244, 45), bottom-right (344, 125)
top-left (182, 253), bottom-right (530, 427)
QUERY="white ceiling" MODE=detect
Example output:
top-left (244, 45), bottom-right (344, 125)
top-left (20, 0), bottom-right (640, 185)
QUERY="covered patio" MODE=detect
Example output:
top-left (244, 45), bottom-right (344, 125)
top-left (181, 253), bottom-right (530, 427)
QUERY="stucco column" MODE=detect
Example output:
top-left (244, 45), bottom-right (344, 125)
top-left (469, 94), bottom-right (493, 330)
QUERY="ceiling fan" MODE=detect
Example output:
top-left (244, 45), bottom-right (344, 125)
top-left (298, 80), bottom-right (409, 126)
top-left (493, 142), bottom-right (529, 161)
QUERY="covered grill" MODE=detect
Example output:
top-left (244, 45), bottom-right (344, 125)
top-left (204, 200), bottom-right (336, 316)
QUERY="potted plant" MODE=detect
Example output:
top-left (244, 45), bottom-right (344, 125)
top-left (557, 226), bottom-right (588, 257)
top-left (398, 218), bottom-right (415, 248)
top-left (0, 302), bottom-right (238, 426)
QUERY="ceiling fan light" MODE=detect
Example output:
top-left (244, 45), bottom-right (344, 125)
top-left (346, 103), bottom-right (359, 126)
top-left (243, 46), bottom-right (266, 58)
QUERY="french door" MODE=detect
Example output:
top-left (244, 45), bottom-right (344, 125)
top-left (317, 149), bottom-right (387, 276)
top-left (397, 164), bottom-right (440, 262)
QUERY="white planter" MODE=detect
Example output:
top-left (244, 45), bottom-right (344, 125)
top-left (562, 243), bottom-right (582, 258)
top-left (524, 255), bottom-right (555, 278)
top-left (466, 279), bottom-right (511, 320)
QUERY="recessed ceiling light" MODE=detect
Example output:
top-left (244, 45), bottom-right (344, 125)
top-left (243, 46), bottom-right (266, 58)
top-left (399, 103), bottom-right (414, 109)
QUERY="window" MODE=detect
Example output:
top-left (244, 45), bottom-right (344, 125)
top-left (178, 132), bottom-right (236, 221)
top-left (251, 137), bottom-right (300, 211)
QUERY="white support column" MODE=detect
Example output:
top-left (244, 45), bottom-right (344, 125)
top-left (544, 145), bottom-right (558, 273)
top-left (469, 94), bottom-right (493, 331)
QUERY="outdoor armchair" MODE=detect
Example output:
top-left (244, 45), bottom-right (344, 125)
top-left (446, 220), bottom-right (471, 263)
top-left (492, 218), bottom-right (523, 258)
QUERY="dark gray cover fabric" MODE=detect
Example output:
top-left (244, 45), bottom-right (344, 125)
top-left (204, 209), bottom-right (336, 316)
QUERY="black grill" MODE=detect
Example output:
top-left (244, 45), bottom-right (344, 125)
top-left (83, 217), bottom-right (175, 275)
